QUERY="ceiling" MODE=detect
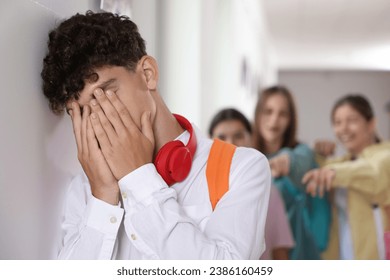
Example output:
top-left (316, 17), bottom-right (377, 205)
top-left (262, 0), bottom-right (390, 70)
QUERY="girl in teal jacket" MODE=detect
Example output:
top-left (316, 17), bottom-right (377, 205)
top-left (253, 86), bottom-right (331, 259)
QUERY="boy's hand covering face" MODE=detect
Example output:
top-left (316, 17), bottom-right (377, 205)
top-left (69, 102), bottom-right (119, 205)
top-left (89, 88), bottom-right (155, 180)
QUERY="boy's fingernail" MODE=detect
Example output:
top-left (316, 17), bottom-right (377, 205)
top-left (94, 88), bottom-right (103, 96)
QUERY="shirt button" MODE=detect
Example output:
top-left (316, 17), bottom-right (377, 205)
top-left (122, 192), bottom-right (127, 199)
top-left (110, 216), bottom-right (117, 224)
top-left (131, 234), bottom-right (137, 240)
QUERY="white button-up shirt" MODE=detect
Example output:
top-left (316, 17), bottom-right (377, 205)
top-left (58, 126), bottom-right (271, 259)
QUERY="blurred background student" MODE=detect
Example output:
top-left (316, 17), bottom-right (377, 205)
top-left (253, 86), bottom-right (331, 259)
top-left (304, 94), bottom-right (390, 259)
top-left (209, 108), bottom-right (294, 260)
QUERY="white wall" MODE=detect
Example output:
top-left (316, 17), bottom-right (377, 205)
top-left (279, 70), bottom-right (390, 156)
top-left (129, 0), bottom-right (158, 59)
top-left (158, 0), bottom-right (202, 126)
top-left (200, 0), bottom-right (277, 132)
top-left (0, 0), bottom-right (98, 260)
top-left (33, 0), bottom-right (99, 18)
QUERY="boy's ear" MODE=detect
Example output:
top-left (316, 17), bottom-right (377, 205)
top-left (139, 55), bottom-right (159, 90)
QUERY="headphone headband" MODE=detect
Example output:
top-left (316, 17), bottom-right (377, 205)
top-left (172, 114), bottom-right (197, 157)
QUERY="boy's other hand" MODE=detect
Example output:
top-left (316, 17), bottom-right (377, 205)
top-left (69, 102), bottom-right (119, 205)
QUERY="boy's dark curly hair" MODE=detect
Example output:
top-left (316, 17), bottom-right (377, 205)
top-left (41, 11), bottom-right (146, 114)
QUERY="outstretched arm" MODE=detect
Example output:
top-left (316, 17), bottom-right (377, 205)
top-left (303, 151), bottom-right (390, 205)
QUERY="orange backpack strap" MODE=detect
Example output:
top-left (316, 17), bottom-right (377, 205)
top-left (206, 139), bottom-right (237, 210)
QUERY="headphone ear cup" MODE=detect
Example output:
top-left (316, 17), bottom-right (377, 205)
top-left (153, 114), bottom-right (197, 186)
top-left (168, 146), bottom-right (192, 182)
top-left (154, 140), bottom-right (185, 185)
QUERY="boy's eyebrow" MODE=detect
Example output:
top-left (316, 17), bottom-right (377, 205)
top-left (97, 78), bottom-right (117, 89)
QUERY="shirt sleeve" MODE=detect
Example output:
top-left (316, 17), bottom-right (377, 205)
top-left (279, 144), bottom-right (317, 190)
top-left (58, 175), bottom-right (124, 259)
top-left (327, 150), bottom-right (390, 205)
top-left (118, 148), bottom-right (271, 259)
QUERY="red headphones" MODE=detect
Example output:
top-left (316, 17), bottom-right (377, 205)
top-left (154, 114), bottom-right (197, 186)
